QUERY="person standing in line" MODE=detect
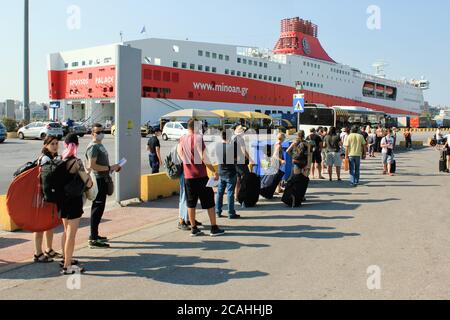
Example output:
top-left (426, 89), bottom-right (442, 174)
top-left (320, 127), bottom-right (329, 173)
top-left (232, 125), bottom-right (252, 201)
top-left (404, 128), bottom-right (413, 151)
top-left (436, 127), bottom-right (444, 146)
top-left (273, 133), bottom-right (287, 193)
top-left (381, 128), bottom-right (395, 176)
top-left (86, 123), bottom-right (121, 249)
top-left (59, 134), bottom-right (92, 275)
top-left (444, 132), bottom-right (450, 173)
top-left (216, 130), bottom-right (240, 219)
top-left (323, 127), bottom-right (343, 182)
top-left (360, 126), bottom-right (369, 156)
top-left (368, 127), bottom-right (377, 158)
top-left (177, 120), bottom-right (225, 237)
top-left (376, 125), bottom-right (384, 153)
top-left (147, 128), bottom-right (162, 174)
top-left (307, 128), bottom-right (325, 180)
top-left (345, 126), bottom-right (367, 187)
top-left (33, 136), bottom-right (64, 264)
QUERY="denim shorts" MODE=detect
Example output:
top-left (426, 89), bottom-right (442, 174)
top-left (382, 153), bottom-right (394, 164)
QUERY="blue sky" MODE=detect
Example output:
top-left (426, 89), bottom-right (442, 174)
top-left (0, 0), bottom-right (449, 106)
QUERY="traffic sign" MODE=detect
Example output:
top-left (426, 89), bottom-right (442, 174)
top-left (49, 101), bottom-right (61, 109)
top-left (293, 94), bottom-right (305, 113)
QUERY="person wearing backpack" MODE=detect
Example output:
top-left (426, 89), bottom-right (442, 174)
top-left (307, 128), bottom-right (325, 180)
top-left (147, 128), bottom-right (162, 174)
top-left (287, 130), bottom-right (311, 176)
top-left (59, 134), bottom-right (92, 275)
top-left (33, 136), bottom-right (64, 264)
top-left (323, 127), bottom-right (343, 182)
top-left (86, 123), bottom-right (121, 249)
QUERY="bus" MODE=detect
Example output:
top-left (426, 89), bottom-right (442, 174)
top-left (298, 104), bottom-right (386, 132)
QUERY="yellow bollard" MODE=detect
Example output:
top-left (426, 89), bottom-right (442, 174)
top-left (0, 194), bottom-right (21, 232)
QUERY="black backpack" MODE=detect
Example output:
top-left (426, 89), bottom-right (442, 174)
top-left (164, 145), bottom-right (183, 180)
top-left (40, 159), bottom-right (69, 203)
top-left (292, 141), bottom-right (308, 165)
top-left (14, 160), bottom-right (38, 178)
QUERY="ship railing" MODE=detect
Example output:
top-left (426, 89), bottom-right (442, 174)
top-left (353, 71), bottom-right (412, 87)
top-left (236, 47), bottom-right (287, 64)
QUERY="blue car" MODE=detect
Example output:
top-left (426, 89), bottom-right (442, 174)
top-left (0, 122), bottom-right (6, 143)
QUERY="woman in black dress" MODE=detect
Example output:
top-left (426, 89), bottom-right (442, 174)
top-left (59, 134), bottom-right (92, 275)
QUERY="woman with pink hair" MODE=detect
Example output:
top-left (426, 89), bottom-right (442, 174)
top-left (59, 134), bottom-right (92, 275)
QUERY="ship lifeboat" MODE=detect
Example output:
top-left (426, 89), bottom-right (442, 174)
top-left (385, 87), bottom-right (395, 95)
top-left (363, 83), bottom-right (375, 91)
top-left (376, 85), bottom-right (385, 93)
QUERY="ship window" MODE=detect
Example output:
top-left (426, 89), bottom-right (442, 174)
top-left (64, 63), bottom-right (68, 68)
top-left (231, 70), bottom-right (235, 76)
top-left (259, 74), bottom-right (262, 79)
top-left (243, 72), bottom-right (247, 77)
top-left (82, 61), bottom-right (86, 66)
top-left (225, 55), bottom-right (230, 61)
top-left (237, 57), bottom-right (241, 63)
top-left (198, 50), bottom-right (203, 56)
top-left (205, 66), bottom-right (210, 72)
top-left (172, 73), bottom-right (179, 82)
top-left (163, 72), bottom-right (170, 82)
top-left (190, 64), bottom-right (195, 70)
top-left (254, 61), bottom-right (257, 66)
top-left (72, 62), bottom-right (78, 67)
top-left (243, 59), bottom-right (247, 64)
top-left (248, 73), bottom-right (252, 78)
top-left (259, 62), bottom-right (263, 67)
top-left (153, 70), bottom-right (161, 81)
top-left (254, 74), bottom-right (257, 79)
top-left (212, 53), bottom-right (217, 59)
top-left (219, 54), bottom-right (223, 60)
top-left (206, 52), bottom-right (210, 58)
top-left (264, 63), bottom-right (268, 68)
top-left (181, 62), bottom-right (187, 69)
top-left (173, 61), bottom-right (179, 68)
top-left (237, 71), bottom-right (241, 76)
top-left (269, 76), bottom-right (272, 81)
top-left (198, 65), bottom-right (203, 71)
top-left (248, 60), bottom-right (252, 65)
top-left (88, 73), bottom-right (93, 79)
top-left (225, 69), bottom-right (229, 75)
top-left (212, 67), bottom-right (217, 73)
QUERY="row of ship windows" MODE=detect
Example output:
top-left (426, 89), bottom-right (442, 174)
top-left (331, 68), bottom-right (350, 76)
top-left (198, 50), bottom-right (230, 61)
top-left (64, 58), bottom-right (113, 68)
top-left (173, 61), bottom-right (282, 82)
top-left (303, 81), bottom-right (324, 89)
top-left (303, 61), bottom-right (321, 69)
top-left (237, 57), bottom-right (269, 68)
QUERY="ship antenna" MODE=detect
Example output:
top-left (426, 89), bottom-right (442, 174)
top-left (372, 60), bottom-right (389, 78)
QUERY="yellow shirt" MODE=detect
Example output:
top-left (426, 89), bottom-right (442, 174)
top-left (345, 133), bottom-right (366, 157)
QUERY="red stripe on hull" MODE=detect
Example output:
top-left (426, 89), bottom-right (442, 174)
top-left (49, 65), bottom-right (419, 116)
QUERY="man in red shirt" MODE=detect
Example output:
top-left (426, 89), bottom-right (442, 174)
top-left (177, 119), bottom-right (225, 237)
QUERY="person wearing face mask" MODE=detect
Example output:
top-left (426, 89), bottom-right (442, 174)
top-left (86, 123), bottom-right (121, 249)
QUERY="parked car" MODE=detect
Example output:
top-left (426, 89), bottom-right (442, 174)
top-left (162, 121), bottom-right (188, 141)
top-left (18, 122), bottom-right (64, 140)
top-left (141, 121), bottom-right (161, 137)
top-left (0, 123), bottom-right (6, 143)
top-left (63, 122), bottom-right (87, 137)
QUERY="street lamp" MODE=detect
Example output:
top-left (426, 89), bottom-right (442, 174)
top-left (24, 0), bottom-right (30, 122)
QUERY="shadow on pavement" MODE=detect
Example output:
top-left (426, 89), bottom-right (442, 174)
top-left (247, 201), bottom-right (361, 212)
top-left (84, 253), bottom-right (269, 286)
top-left (0, 237), bottom-right (30, 249)
top-left (242, 215), bottom-right (354, 221)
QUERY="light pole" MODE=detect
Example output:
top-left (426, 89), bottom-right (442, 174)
top-left (24, 0), bottom-right (30, 122)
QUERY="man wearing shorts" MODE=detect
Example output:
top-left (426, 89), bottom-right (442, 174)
top-left (178, 120), bottom-right (225, 237)
top-left (307, 128), bottom-right (325, 180)
top-left (381, 128), bottom-right (395, 176)
top-left (323, 127), bottom-right (343, 182)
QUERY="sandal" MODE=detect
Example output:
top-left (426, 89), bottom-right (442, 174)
top-left (59, 259), bottom-right (80, 267)
top-left (45, 249), bottom-right (63, 259)
top-left (60, 265), bottom-right (85, 275)
top-left (34, 253), bottom-right (54, 263)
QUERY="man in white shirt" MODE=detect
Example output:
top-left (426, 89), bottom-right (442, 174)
top-left (381, 128), bottom-right (395, 176)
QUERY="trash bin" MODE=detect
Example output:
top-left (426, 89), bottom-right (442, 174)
top-left (250, 139), bottom-right (294, 181)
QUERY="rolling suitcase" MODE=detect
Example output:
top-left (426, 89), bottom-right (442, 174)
top-left (238, 173), bottom-right (260, 208)
top-left (282, 174), bottom-right (310, 208)
top-left (390, 160), bottom-right (397, 174)
top-left (260, 170), bottom-right (284, 200)
top-left (439, 150), bottom-right (448, 172)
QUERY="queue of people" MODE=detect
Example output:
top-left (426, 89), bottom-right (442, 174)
top-left (27, 123), bottom-right (122, 275)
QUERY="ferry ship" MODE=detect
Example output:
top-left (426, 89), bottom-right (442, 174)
top-left (47, 17), bottom-right (429, 125)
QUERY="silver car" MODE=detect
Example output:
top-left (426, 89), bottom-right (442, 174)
top-left (18, 122), bottom-right (64, 140)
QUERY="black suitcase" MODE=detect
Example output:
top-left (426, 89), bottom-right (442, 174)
top-left (260, 170), bottom-right (284, 200)
top-left (238, 173), bottom-right (260, 208)
top-left (282, 174), bottom-right (310, 208)
top-left (391, 160), bottom-right (397, 174)
top-left (439, 150), bottom-right (448, 172)
top-left (440, 150), bottom-right (448, 161)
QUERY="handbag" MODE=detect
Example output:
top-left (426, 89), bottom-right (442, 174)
top-left (343, 158), bottom-right (350, 172)
top-left (105, 175), bottom-right (114, 196)
top-left (85, 172), bottom-right (98, 201)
